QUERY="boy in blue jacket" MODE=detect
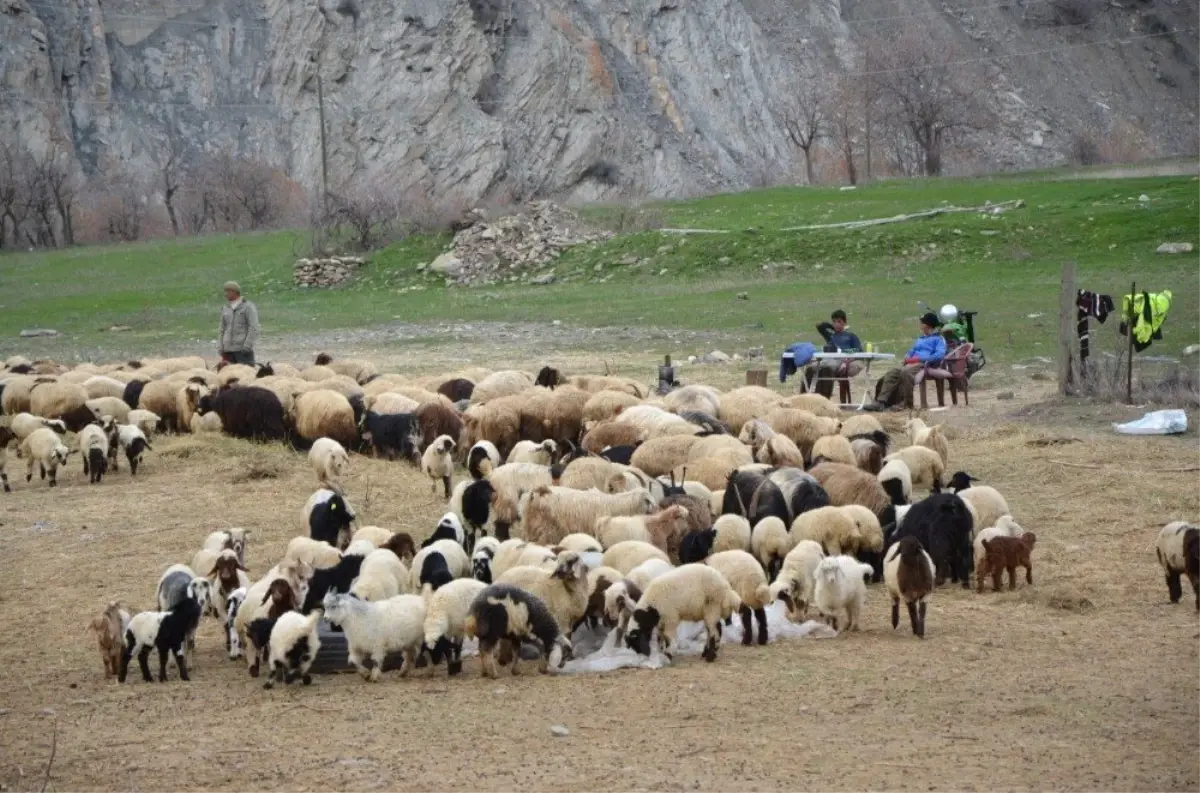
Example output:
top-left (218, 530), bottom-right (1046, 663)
top-left (904, 312), bottom-right (947, 372)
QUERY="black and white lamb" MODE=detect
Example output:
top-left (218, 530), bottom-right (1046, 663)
top-left (118, 580), bottom-right (205, 683)
top-left (464, 583), bottom-right (573, 678)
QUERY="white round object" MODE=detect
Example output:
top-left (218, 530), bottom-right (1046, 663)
top-left (939, 304), bottom-right (959, 323)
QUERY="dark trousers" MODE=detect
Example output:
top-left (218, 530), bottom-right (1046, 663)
top-left (222, 350), bottom-right (255, 365)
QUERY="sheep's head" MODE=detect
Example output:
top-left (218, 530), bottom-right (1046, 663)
top-left (625, 606), bottom-right (660, 656)
top-left (196, 394), bottom-right (215, 415)
top-left (1019, 532), bottom-right (1037, 552)
top-left (547, 635), bottom-right (573, 669)
top-left (264, 578), bottom-right (298, 612)
top-left (815, 558), bottom-right (843, 585)
top-left (322, 591), bottom-right (351, 623)
top-left (382, 532), bottom-right (416, 562)
top-left (187, 578), bottom-right (212, 612)
top-left (947, 471), bottom-right (977, 492)
top-left (209, 552), bottom-right (247, 588)
top-left (552, 551), bottom-right (586, 583)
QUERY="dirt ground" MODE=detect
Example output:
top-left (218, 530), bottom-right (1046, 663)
top-left (0, 351), bottom-right (1197, 792)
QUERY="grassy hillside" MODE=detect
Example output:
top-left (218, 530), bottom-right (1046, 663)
top-left (1, 175), bottom-right (1196, 364)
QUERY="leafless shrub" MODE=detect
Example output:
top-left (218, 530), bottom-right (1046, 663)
top-left (329, 177), bottom-right (402, 251)
top-left (595, 199), bottom-right (665, 234)
top-left (1068, 131), bottom-right (1104, 166)
top-left (1074, 343), bottom-right (1199, 408)
top-left (96, 171), bottom-right (149, 242)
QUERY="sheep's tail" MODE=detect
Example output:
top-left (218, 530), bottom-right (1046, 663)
top-left (723, 589), bottom-right (743, 615)
top-left (463, 614), bottom-right (477, 638)
top-left (753, 584), bottom-right (771, 608)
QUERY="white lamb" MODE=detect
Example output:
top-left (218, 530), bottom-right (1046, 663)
top-left (625, 557), bottom-right (675, 592)
top-left (623, 564), bottom-right (742, 662)
top-left (769, 539), bottom-right (826, 620)
top-left (422, 434), bottom-right (456, 499)
top-left (507, 439), bottom-right (558, 466)
top-left (322, 591), bottom-right (428, 681)
top-left (309, 437), bottom-right (350, 493)
top-left (812, 554), bottom-right (874, 633)
top-left (422, 577), bottom-right (488, 675)
top-left (262, 611), bottom-right (322, 689)
top-left (750, 516), bottom-right (795, 580)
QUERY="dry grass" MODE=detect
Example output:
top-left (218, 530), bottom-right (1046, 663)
top-left (0, 376), bottom-right (1196, 791)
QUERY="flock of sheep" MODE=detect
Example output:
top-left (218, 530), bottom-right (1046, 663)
top-left (2, 352), bottom-right (1196, 688)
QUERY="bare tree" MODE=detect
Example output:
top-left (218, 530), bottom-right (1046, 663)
top-left (872, 26), bottom-right (990, 177)
top-left (37, 144), bottom-right (78, 245)
top-left (330, 176), bottom-right (401, 250)
top-left (0, 142), bottom-right (28, 249)
top-left (205, 151), bottom-right (280, 231)
top-left (102, 171), bottom-right (148, 242)
top-left (234, 160), bottom-right (276, 230)
top-left (159, 127), bottom-right (187, 236)
top-left (782, 81), bottom-right (826, 185)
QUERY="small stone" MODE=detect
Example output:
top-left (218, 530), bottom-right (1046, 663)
top-left (732, 353), bottom-right (742, 361)
top-left (718, 256), bottom-right (731, 264)
top-left (1030, 372), bottom-right (1052, 382)
top-left (19, 328), bottom-right (59, 338)
top-left (39, 708), bottom-right (56, 717)
top-left (415, 262), bottom-right (427, 271)
top-left (532, 272), bottom-right (556, 285)
top-left (735, 292), bottom-right (748, 300)
top-left (656, 245), bottom-right (672, 254)
top-left (552, 320), bottom-right (562, 326)
top-left (0, 708), bottom-right (10, 716)
top-left (619, 254), bottom-right (639, 265)
top-left (1183, 344), bottom-right (1200, 356)
top-left (980, 230), bottom-right (1000, 236)
top-left (687, 355), bottom-right (697, 364)
top-left (995, 391), bottom-right (1015, 400)
top-left (699, 350), bottom-right (731, 364)
top-left (549, 724), bottom-right (570, 737)
top-left (657, 268), bottom-right (668, 276)
top-left (493, 686), bottom-right (508, 695)
top-left (593, 263), bottom-right (603, 272)
top-left (1156, 242), bottom-right (1193, 254)
top-left (902, 276), bottom-right (915, 284)
top-left (1139, 194), bottom-right (1151, 202)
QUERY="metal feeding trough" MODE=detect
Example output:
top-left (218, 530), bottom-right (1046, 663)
top-left (308, 620), bottom-right (540, 675)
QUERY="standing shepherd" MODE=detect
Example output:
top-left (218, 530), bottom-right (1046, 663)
top-left (219, 281), bottom-right (260, 365)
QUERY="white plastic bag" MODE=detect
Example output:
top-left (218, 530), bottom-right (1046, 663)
top-left (1113, 409), bottom-right (1189, 435)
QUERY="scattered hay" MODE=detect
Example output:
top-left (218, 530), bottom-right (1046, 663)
top-left (1003, 584), bottom-right (1097, 612)
top-left (230, 452), bottom-right (288, 484)
top-left (1025, 436), bottom-right (1081, 447)
top-left (156, 438), bottom-right (222, 460)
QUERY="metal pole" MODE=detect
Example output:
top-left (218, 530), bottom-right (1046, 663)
top-left (1126, 281), bottom-right (1135, 404)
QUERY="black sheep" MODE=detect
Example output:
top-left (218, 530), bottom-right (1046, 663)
top-left (679, 411), bottom-right (731, 435)
top-left (534, 366), bottom-right (565, 389)
top-left (679, 528), bottom-right (717, 564)
top-left (359, 410), bottom-right (421, 462)
top-left (597, 445), bottom-right (637, 465)
top-left (769, 468), bottom-right (831, 522)
top-left (438, 378), bottom-right (474, 403)
top-left (122, 379), bottom-right (146, 409)
top-left (461, 479), bottom-right (495, 536)
top-left (466, 583), bottom-right (572, 677)
top-left (306, 489), bottom-right (356, 548)
top-left (723, 469), bottom-right (789, 525)
top-left (83, 447), bottom-right (108, 484)
top-left (422, 514), bottom-right (466, 550)
top-left (889, 493), bottom-right (974, 588)
top-left (301, 553), bottom-right (366, 613)
top-left (846, 430), bottom-right (891, 451)
top-left (419, 551), bottom-right (454, 591)
top-left (118, 597), bottom-right (203, 683)
top-left (197, 386), bottom-right (289, 443)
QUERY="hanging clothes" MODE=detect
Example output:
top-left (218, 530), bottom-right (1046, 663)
top-left (780, 342), bottom-right (815, 382)
top-left (1119, 290), bottom-right (1172, 352)
top-left (1076, 289), bottom-right (1115, 366)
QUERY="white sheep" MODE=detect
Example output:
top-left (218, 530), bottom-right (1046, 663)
top-left (9, 412), bottom-right (67, 442)
top-left (507, 439), bottom-right (558, 466)
top-left (224, 588), bottom-right (247, 659)
top-left (750, 516), bottom-right (795, 580)
top-left (555, 533), bottom-right (603, 554)
top-left (20, 426), bottom-right (71, 488)
top-left (812, 555), bottom-right (874, 633)
top-left (322, 591), bottom-right (428, 681)
top-left (884, 536), bottom-right (935, 637)
top-left (712, 513), bottom-right (752, 554)
top-left (905, 418), bottom-right (950, 464)
top-left (410, 538), bottom-right (471, 592)
top-left (262, 610), bottom-right (323, 689)
top-left (769, 539), bottom-right (826, 620)
top-left (625, 557), bottom-right (675, 592)
top-left (422, 577), bottom-right (488, 675)
top-left (350, 525), bottom-right (394, 548)
top-left (126, 409), bottom-right (162, 436)
top-left (115, 423), bottom-right (152, 476)
top-left (877, 458), bottom-right (913, 505)
top-left (350, 549), bottom-right (410, 601)
top-left (309, 437), bottom-right (350, 493)
top-left (624, 564), bottom-right (742, 662)
top-left (199, 528), bottom-right (249, 567)
top-left (284, 536), bottom-right (344, 569)
top-left (422, 434), bottom-right (456, 499)
top-left (467, 440), bottom-right (502, 479)
top-left (593, 505), bottom-right (691, 554)
top-left (600, 540), bottom-right (671, 575)
top-left (958, 485), bottom-right (1012, 533)
top-left (77, 423), bottom-right (110, 484)
top-left (884, 446), bottom-right (945, 492)
top-left (705, 549), bottom-right (772, 645)
top-left (495, 551), bottom-right (590, 633)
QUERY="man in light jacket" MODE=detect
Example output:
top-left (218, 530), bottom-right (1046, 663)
top-left (903, 312), bottom-right (947, 373)
top-left (219, 281), bottom-right (260, 365)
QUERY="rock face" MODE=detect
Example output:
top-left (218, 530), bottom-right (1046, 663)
top-left (294, 256), bottom-right (365, 287)
top-left (0, 0), bottom-right (1196, 203)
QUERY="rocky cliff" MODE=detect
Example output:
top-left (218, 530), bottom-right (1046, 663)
top-left (1, 0), bottom-right (1196, 204)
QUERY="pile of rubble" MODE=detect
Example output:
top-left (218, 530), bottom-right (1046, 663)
top-left (424, 201), bottom-right (612, 286)
top-left (294, 256), bottom-right (366, 288)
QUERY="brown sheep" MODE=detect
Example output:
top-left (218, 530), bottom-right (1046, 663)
top-left (582, 420), bottom-right (645, 454)
top-left (415, 400), bottom-right (464, 451)
top-left (88, 601), bottom-right (129, 679)
top-left (976, 532), bottom-right (1036, 593)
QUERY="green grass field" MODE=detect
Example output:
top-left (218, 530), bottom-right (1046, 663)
top-left (1, 175), bottom-right (1196, 365)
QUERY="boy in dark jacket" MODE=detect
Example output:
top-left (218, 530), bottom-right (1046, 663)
top-left (805, 310), bottom-right (863, 400)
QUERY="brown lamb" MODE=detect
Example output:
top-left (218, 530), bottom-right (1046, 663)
top-left (977, 532), bottom-right (1037, 593)
top-left (88, 601), bottom-right (128, 679)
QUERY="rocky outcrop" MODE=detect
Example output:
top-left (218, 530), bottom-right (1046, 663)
top-left (0, 0), bottom-right (1196, 205)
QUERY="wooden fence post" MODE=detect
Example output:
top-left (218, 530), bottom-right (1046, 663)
top-left (1127, 281), bottom-right (1136, 404)
top-left (1058, 261), bottom-right (1077, 396)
